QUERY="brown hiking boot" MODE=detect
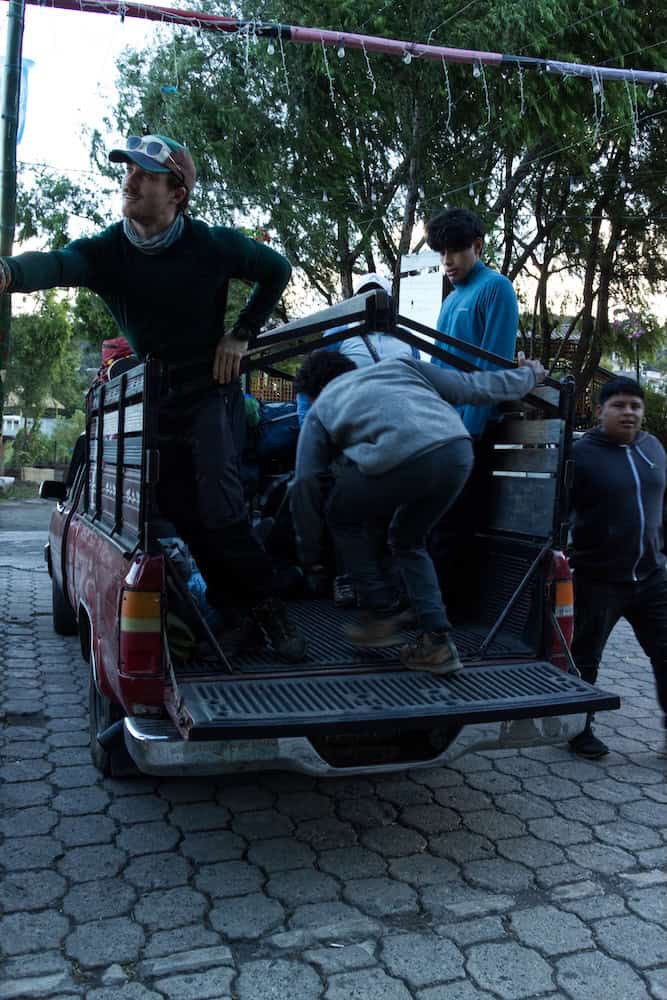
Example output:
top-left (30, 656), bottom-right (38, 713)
top-left (248, 598), bottom-right (307, 662)
top-left (345, 607), bottom-right (413, 648)
top-left (400, 631), bottom-right (462, 675)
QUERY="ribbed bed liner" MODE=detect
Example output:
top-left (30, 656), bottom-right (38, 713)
top-left (174, 598), bottom-right (533, 677)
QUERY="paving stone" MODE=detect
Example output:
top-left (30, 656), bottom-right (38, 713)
top-left (381, 932), bottom-right (464, 987)
top-left (565, 842), bottom-right (637, 874)
top-left (0, 780), bottom-right (52, 808)
top-left (522, 776), bottom-right (580, 800)
top-left (50, 765), bottom-right (101, 788)
top-left (638, 846), bottom-right (667, 867)
top-left (465, 771), bottom-right (522, 795)
top-left (158, 779), bottom-right (218, 804)
top-left (325, 968), bottom-right (412, 1000)
top-left (646, 968), bottom-right (667, 1000)
top-left (179, 830), bottom-right (245, 863)
top-left (556, 950), bottom-right (651, 999)
top-left (343, 876), bottom-right (419, 917)
top-left (594, 819), bottom-right (662, 851)
top-left (360, 824), bottom-right (427, 857)
top-left (0, 758), bottom-right (53, 782)
top-left (535, 863), bottom-right (590, 889)
top-left (527, 815), bottom-right (592, 845)
top-left (0, 805), bottom-right (59, 837)
top-left (467, 941), bottom-right (554, 999)
top-left (124, 852), bottom-right (192, 889)
top-left (235, 959), bottom-right (321, 1000)
top-left (388, 853), bottom-right (459, 887)
top-left (234, 959), bottom-right (322, 1000)
top-left (464, 810), bottom-right (526, 840)
top-left (209, 892), bottom-right (285, 940)
top-left (408, 767), bottom-right (464, 789)
top-left (0, 835), bottom-right (63, 870)
top-left (304, 941), bottom-right (377, 974)
top-left (296, 816), bottom-right (357, 849)
top-left (195, 859), bottom-right (264, 898)
top-left (318, 846), bottom-right (386, 880)
top-left (421, 886), bottom-right (515, 920)
top-left (337, 797), bottom-right (397, 828)
top-left (116, 820), bottom-right (180, 855)
top-left (548, 759), bottom-right (608, 782)
top-left (231, 808), bottom-right (294, 840)
top-left (266, 867), bottom-right (339, 906)
top-left (1, 951), bottom-right (69, 981)
top-left (154, 967), bottom-right (235, 999)
top-left (554, 795), bottom-right (618, 824)
top-left (215, 782), bottom-right (274, 812)
top-left (168, 802), bottom-right (231, 832)
top-left (619, 799), bottom-right (667, 828)
top-left (493, 756), bottom-right (550, 779)
top-left (416, 983), bottom-right (495, 1000)
top-left (626, 886), bottom-right (667, 927)
top-left (138, 945), bottom-right (234, 978)
top-left (87, 986), bottom-right (164, 1000)
top-left (437, 916), bottom-right (505, 946)
top-left (143, 925), bottom-right (221, 959)
top-left (400, 803), bottom-right (460, 835)
top-left (107, 794), bottom-right (169, 824)
top-left (594, 915), bottom-right (667, 967)
top-left (497, 834), bottom-right (566, 867)
top-left (247, 837), bottom-right (317, 873)
top-left (585, 778), bottom-right (644, 804)
top-left (65, 916), bottom-right (145, 968)
top-left (510, 905), bottom-right (593, 955)
top-left (134, 886), bottom-right (208, 931)
top-left (62, 878), bottom-right (137, 921)
top-left (287, 901), bottom-right (380, 939)
top-left (320, 777), bottom-right (376, 799)
top-left (54, 814), bottom-right (117, 846)
top-left (52, 786), bottom-right (110, 815)
top-left (48, 746), bottom-right (92, 766)
top-left (493, 792), bottom-right (555, 821)
top-left (0, 868), bottom-right (67, 912)
top-left (464, 858), bottom-right (534, 892)
top-left (375, 779), bottom-right (433, 807)
top-left (276, 791), bottom-right (334, 820)
top-left (607, 763), bottom-right (665, 784)
top-left (0, 909), bottom-right (70, 955)
top-left (429, 830), bottom-right (495, 863)
top-left (100, 963), bottom-right (128, 985)
top-left (57, 845), bottom-right (127, 882)
top-left (0, 971), bottom-right (78, 999)
top-left (558, 893), bottom-right (627, 920)
top-left (434, 785), bottom-right (492, 812)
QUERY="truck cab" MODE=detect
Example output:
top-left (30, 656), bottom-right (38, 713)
top-left (41, 290), bottom-right (619, 777)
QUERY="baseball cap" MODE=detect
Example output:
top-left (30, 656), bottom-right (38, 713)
top-left (109, 134), bottom-right (197, 192)
top-left (354, 272), bottom-right (392, 295)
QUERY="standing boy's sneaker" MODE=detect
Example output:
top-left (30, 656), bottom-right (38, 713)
top-left (333, 575), bottom-right (357, 608)
top-left (569, 723), bottom-right (609, 759)
top-left (248, 598), bottom-right (307, 662)
top-left (400, 631), bottom-right (462, 675)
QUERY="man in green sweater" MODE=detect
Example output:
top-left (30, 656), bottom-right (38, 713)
top-left (0, 133), bottom-right (305, 661)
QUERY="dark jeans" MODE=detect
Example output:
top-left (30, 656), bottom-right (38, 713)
top-left (325, 439), bottom-right (474, 632)
top-left (572, 568), bottom-right (667, 727)
top-left (157, 382), bottom-right (274, 608)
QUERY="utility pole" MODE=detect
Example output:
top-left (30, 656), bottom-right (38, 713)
top-left (0, 0), bottom-right (25, 472)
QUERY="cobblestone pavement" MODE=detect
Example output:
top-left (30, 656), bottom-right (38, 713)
top-left (1, 502), bottom-right (666, 1000)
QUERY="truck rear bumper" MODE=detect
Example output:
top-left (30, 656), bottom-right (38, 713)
top-left (124, 711), bottom-right (593, 778)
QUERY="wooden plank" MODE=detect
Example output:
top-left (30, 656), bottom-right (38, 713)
top-left (491, 448), bottom-right (559, 474)
top-left (486, 476), bottom-right (557, 536)
top-left (492, 419), bottom-right (563, 445)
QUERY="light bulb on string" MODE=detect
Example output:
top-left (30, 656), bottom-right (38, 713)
top-left (468, 183), bottom-right (475, 198)
top-left (337, 45), bottom-right (346, 59)
top-left (402, 51), bottom-right (412, 65)
top-left (267, 40), bottom-right (276, 55)
top-left (472, 61), bottom-right (481, 78)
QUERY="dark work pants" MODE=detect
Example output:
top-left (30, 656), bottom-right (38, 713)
top-left (572, 569), bottom-right (667, 728)
top-left (325, 440), bottom-right (474, 632)
top-left (157, 382), bottom-right (274, 608)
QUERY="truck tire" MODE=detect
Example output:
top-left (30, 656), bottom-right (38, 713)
top-left (52, 574), bottom-right (77, 636)
top-left (89, 673), bottom-right (137, 777)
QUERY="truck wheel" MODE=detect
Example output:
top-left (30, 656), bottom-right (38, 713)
top-left (89, 674), bottom-right (137, 777)
top-left (52, 575), bottom-right (77, 636)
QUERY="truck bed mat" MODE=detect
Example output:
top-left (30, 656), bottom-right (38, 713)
top-left (173, 599), bottom-right (534, 677)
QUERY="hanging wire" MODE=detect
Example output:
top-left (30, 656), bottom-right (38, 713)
top-left (441, 57), bottom-right (453, 134)
top-left (517, 62), bottom-right (526, 117)
top-left (320, 37), bottom-right (336, 104)
top-left (361, 41), bottom-right (377, 96)
top-left (277, 30), bottom-right (290, 95)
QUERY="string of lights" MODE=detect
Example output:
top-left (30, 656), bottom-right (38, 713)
top-left (4, 0), bottom-right (666, 86)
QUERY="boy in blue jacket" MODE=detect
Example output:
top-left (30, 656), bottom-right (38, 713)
top-left (568, 377), bottom-right (667, 758)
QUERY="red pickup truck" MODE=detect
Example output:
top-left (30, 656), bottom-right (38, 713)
top-left (41, 292), bottom-right (619, 777)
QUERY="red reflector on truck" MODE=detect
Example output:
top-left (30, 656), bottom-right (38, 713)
top-left (120, 591), bottom-right (162, 676)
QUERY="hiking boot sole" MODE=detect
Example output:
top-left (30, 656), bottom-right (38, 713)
top-left (403, 657), bottom-right (463, 676)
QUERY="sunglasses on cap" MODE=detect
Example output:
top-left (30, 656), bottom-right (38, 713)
top-left (126, 135), bottom-right (186, 184)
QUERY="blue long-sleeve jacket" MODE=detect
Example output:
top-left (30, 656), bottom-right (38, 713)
top-left (432, 260), bottom-right (518, 436)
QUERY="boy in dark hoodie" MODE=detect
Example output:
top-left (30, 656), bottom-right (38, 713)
top-left (568, 377), bottom-right (667, 758)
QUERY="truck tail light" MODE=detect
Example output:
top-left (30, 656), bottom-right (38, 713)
top-left (547, 551), bottom-right (575, 672)
top-left (120, 590), bottom-right (163, 676)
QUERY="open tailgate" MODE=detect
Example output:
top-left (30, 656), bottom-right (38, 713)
top-left (174, 663), bottom-right (619, 740)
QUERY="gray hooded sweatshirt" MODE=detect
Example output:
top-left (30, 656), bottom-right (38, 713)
top-left (291, 357), bottom-right (537, 563)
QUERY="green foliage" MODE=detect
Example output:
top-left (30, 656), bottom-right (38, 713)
top-left (608, 309), bottom-right (666, 367)
top-left (11, 425), bottom-right (53, 466)
top-left (643, 385), bottom-right (667, 449)
top-left (70, 289), bottom-right (118, 351)
top-left (51, 411), bottom-right (86, 465)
